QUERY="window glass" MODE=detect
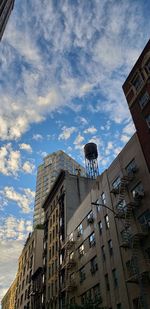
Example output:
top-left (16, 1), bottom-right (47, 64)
top-left (112, 177), bottom-right (121, 189)
top-left (90, 256), bottom-right (98, 274)
top-left (105, 215), bottom-right (110, 229)
top-left (126, 159), bottom-right (137, 174)
top-left (78, 244), bottom-right (84, 257)
top-left (77, 223), bottom-right (83, 236)
top-left (132, 74), bottom-right (143, 91)
top-left (99, 221), bottom-right (102, 234)
top-left (101, 192), bottom-right (106, 205)
top-left (146, 114), bottom-right (150, 128)
top-left (112, 269), bottom-right (118, 287)
top-left (132, 182), bottom-right (144, 199)
top-left (79, 267), bottom-right (86, 283)
top-left (139, 92), bottom-right (149, 109)
top-left (89, 232), bottom-right (96, 247)
top-left (108, 239), bottom-right (113, 255)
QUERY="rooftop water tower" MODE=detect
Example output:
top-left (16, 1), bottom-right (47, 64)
top-left (84, 143), bottom-right (99, 179)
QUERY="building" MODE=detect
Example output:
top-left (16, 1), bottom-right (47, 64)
top-left (42, 171), bottom-right (95, 309)
top-left (1, 278), bottom-right (17, 309)
top-left (15, 228), bottom-right (44, 309)
top-left (63, 133), bottom-right (150, 309)
top-left (0, 0), bottom-right (15, 40)
top-left (33, 150), bottom-right (85, 228)
top-left (122, 40), bottom-right (150, 172)
top-left (31, 267), bottom-right (43, 309)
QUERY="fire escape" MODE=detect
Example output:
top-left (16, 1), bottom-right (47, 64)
top-left (59, 235), bottom-right (77, 308)
top-left (111, 168), bottom-right (150, 309)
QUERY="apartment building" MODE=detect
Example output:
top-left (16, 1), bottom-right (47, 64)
top-left (33, 150), bottom-right (85, 228)
top-left (63, 133), bottom-right (150, 309)
top-left (0, 0), bottom-right (15, 40)
top-left (15, 228), bottom-right (44, 309)
top-left (42, 171), bottom-right (95, 309)
top-left (122, 39), bottom-right (150, 172)
top-left (1, 278), bottom-right (17, 309)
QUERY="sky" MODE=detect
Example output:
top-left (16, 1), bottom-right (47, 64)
top-left (0, 0), bottom-right (150, 304)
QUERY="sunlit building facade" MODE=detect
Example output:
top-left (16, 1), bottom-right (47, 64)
top-left (33, 150), bottom-right (85, 228)
top-left (62, 133), bottom-right (150, 309)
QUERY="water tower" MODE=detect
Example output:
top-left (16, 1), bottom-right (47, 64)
top-left (84, 143), bottom-right (99, 179)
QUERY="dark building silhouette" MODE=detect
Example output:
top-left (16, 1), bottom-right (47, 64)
top-left (123, 40), bottom-right (150, 172)
top-left (0, 0), bottom-right (15, 40)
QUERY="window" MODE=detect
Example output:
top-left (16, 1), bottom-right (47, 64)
top-left (146, 114), bottom-right (150, 128)
top-left (112, 177), bottom-right (121, 189)
top-left (145, 58), bottom-right (150, 74)
top-left (105, 215), bottom-right (110, 229)
top-left (112, 269), bottom-right (118, 287)
top-left (90, 256), bottom-right (98, 274)
top-left (132, 74), bottom-right (143, 92)
top-left (77, 223), bottom-right (83, 237)
top-left (87, 211), bottom-right (94, 224)
top-left (116, 199), bottom-right (127, 213)
top-left (99, 221), bottom-right (102, 234)
top-left (121, 228), bottom-right (131, 243)
top-left (89, 232), bottom-right (96, 247)
top-left (79, 267), bottom-right (86, 283)
top-left (105, 274), bottom-right (110, 291)
top-left (138, 210), bottom-right (150, 230)
top-left (93, 284), bottom-right (101, 303)
top-left (117, 304), bottom-right (122, 309)
top-left (78, 244), bottom-right (84, 258)
top-left (101, 192), bottom-right (106, 205)
top-left (108, 239), bottom-right (113, 255)
top-left (139, 92), bottom-right (149, 109)
top-left (132, 182), bottom-right (144, 199)
top-left (126, 159), bottom-right (137, 174)
top-left (101, 245), bottom-right (105, 261)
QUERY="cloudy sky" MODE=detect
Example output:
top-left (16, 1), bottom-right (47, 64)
top-left (0, 0), bottom-right (150, 303)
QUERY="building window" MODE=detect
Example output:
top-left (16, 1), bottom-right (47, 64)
top-left (139, 92), bottom-right (149, 109)
top-left (99, 221), bottom-right (102, 234)
top-left (93, 284), bottom-right (101, 303)
top-left (145, 58), bottom-right (150, 74)
top-left (138, 209), bottom-right (150, 230)
top-left (132, 182), bottom-right (144, 200)
top-left (87, 211), bottom-right (94, 224)
top-left (77, 223), bottom-right (83, 237)
top-left (112, 176), bottom-right (121, 189)
top-left (78, 244), bottom-right (84, 258)
top-left (89, 232), bottom-right (96, 247)
top-left (90, 256), bottom-right (98, 274)
top-left (101, 245), bottom-right (105, 261)
top-left (112, 269), bottom-right (118, 287)
top-left (146, 114), bottom-right (150, 128)
top-left (126, 159), bottom-right (137, 174)
top-left (108, 239), bottom-right (113, 255)
top-left (116, 199), bottom-right (127, 213)
top-left (132, 74), bottom-right (143, 92)
top-left (79, 267), bottom-right (86, 283)
top-left (105, 274), bottom-right (110, 291)
top-left (117, 304), bottom-right (122, 309)
top-left (101, 192), bottom-right (106, 205)
top-left (105, 214), bottom-right (110, 229)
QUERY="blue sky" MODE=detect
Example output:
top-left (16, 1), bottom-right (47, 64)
top-left (0, 0), bottom-right (150, 303)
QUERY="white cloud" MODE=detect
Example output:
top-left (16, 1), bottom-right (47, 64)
top-left (32, 134), bottom-right (43, 141)
top-left (0, 0), bottom-right (148, 142)
top-left (123, 121), bottom-right (135, 136)
top-left (0, 187), bottom-right (35, 214)
top-left (84, 126), bottom-right (97, 134)
top-left (0, 143), bottom-right (21, 177)
top-left (19, 143), bottom-right (32, 153)
top-left (0, 216), bottom-right (33, 303)
top-left (0, 144), bottom-right (35, 177)
top-left (22, 161), bottom-right (35, 174)
top-left (58, 126), bottom-right (77, 140)
top-left (120, 134), bottom-right (130, 143)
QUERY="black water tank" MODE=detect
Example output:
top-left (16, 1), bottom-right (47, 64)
top-left (84, 143), bottom-right (98, 161)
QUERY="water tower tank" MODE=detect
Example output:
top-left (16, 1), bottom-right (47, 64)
top-left (84, 143), bottom-right (99, 179)
top-left (84, 143), bottom-right (98, 161)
